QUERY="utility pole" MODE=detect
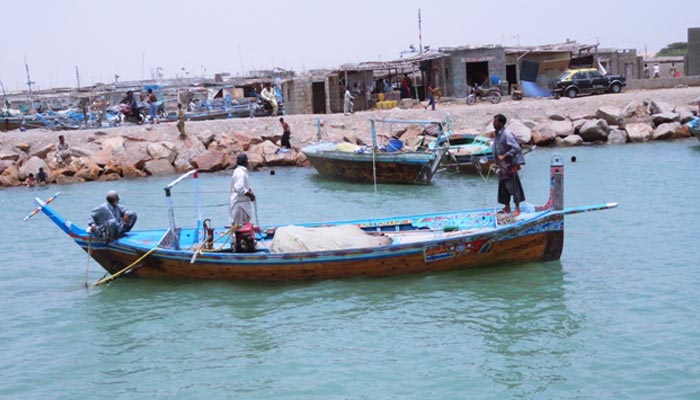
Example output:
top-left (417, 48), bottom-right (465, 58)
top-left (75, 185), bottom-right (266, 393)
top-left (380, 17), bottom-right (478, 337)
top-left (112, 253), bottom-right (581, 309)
top-left (0, 78), bottom-right (7, 109)
top-left (24, 57), bottom-right (35, 112)
top-left (75, 65), bottom-right (81, 89)
top-left (418, 9), bottom-right (423, 54)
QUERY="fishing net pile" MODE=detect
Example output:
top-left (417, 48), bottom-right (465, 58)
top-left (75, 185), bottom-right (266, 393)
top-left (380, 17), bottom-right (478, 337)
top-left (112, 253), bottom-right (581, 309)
top-left (270, 225), bottom-right (392, 253)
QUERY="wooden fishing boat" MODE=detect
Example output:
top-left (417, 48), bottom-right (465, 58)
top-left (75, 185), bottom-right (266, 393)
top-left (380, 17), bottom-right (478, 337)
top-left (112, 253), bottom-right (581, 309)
top-left (302, 119), bottom-right (448, 185)
top-left (34, 155), bottom-right (616, 283)
top-left (432, 132), bottom-right (495, 173)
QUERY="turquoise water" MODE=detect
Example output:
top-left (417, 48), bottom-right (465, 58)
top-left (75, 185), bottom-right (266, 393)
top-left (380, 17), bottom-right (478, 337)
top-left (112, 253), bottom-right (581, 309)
top-left (1, 140), bottom-right (699, 399)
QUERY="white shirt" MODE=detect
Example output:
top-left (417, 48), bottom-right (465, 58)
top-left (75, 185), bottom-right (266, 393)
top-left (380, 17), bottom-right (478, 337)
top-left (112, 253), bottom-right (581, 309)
top-left (653, 65), bottom-right (660, 74)
top-left (344, 89), bottom-right (354, 101)
top-left (229, 166), bottom-right (252, 223)
top-left (261, 87), bottom-right (276, 103)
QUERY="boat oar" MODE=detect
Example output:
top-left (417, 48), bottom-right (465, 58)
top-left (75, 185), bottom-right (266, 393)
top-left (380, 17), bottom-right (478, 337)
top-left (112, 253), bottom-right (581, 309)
top-left (23, 192), bottom-right (60, 221)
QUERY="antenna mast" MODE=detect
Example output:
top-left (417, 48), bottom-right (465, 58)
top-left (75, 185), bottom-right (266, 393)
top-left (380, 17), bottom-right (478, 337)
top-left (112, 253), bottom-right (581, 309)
top-left (418, 9), bottom-right (423, 54)
top-left (75, 65), bottom-right (81, 89)
top-left (24, 57), bottom-right (35, 112)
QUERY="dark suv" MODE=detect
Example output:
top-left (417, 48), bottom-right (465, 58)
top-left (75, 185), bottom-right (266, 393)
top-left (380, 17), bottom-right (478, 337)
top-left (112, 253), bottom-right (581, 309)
top-left (549, 68), bottom-right (626, 98)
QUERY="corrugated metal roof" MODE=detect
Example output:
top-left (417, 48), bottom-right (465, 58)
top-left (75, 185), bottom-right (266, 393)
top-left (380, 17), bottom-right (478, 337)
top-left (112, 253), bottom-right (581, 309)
top-left (338, 52), bottom-right (448, 72)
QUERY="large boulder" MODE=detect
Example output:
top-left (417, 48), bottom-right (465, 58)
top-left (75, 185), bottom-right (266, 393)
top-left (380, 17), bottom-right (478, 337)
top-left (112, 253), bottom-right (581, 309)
top-left (18, 156), bottom-right (48, 180)
top-left (0, 160), bottom-right (14, 175)
top-left (121, 165), bottom-right (148, 178)
top-left (74, 158), bottom-right (103, 181)
top-left (578, 119), bottom-right (610, 142)
top-left (626, 123), bottom-right (654, 143)
top-left (144, 159), bottom-right (176, 176)
top-left (247, 153), bottom-right (265, 170)
top-left (193, 151), bottom-right (227, 172)
top-left (0, 175), bottom-right (20, 187)
top-left (147, 142), bottom-right (178, 163)
top-left (652, 122), bottom-right (680, 140)
top-left (98, 172), bottom-right (122, 182)
top-left (675, 124), bottom-right (691, 138)
top-left (596, 106), bottom-right (624, 127)
top-left (649, 100), bottom-right (675, 115)
top-left (1, 164), bottom-right (20, 181)
top-left (547, 113), bottom-right (567, 121)
top-left (652, 112), bottom-right (680, 126)
top-left (549, 119), bottom-right (575, 137)
top-left (265, 149), bottom-right (299, 167)
top-left (232, 132), bottom-right (253, 151)
top-left (31, 143), bottom-right (55, 159)
top-left (113, 142), bottom-right (151, 170)
top-left (70, 146), bottom-right (93, 157)
top-left (249, 140), bottom-right (280, 160)
top-left (195, 129), bottom-right (216, 147)
top-left (0, 152), bottom-right (20, 162)
top-left (54, 175), bottom-right (85, 185)
top-left (607, 129), bottom-right (628, 144)
top-left (507, 120), bottom-right (532, 144)
top-left (622, 100), bottom-right (649, 119)
top-left (530, 123), bottom-right (557, 145)
top-left (557, 134), bottom-right (583, 147)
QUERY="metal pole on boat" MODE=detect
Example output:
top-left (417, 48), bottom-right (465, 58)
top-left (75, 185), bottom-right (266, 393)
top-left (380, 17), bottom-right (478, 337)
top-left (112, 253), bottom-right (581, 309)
top-left (164, 186), bottom-right (177, 239)
top-left (371, 119), bottom-right (378, 193)
top-left (193, 170), bottom-right (202, 244)
top-left (551, 154), bottom-right (564, 210)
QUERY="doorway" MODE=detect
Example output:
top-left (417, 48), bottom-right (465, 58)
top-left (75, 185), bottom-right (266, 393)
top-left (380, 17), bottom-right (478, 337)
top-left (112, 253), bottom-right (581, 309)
top-left (506, 64), bottom-right (517, 94)
top-left (466, 61), bottom-right (489, 88)
top-left (312, 82), bottom-right (326, 114)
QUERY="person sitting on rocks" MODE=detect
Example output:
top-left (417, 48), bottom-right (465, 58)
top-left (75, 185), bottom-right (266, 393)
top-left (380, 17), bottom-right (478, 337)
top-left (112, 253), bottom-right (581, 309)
top-left (88, 190), bottom-right (138, 241)
top-left (55, 135), bottom-right (71, 165)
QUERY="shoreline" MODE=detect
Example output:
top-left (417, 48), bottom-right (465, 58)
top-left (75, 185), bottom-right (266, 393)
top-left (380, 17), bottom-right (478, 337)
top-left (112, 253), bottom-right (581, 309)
top-left (1, 86), bottom-right (699, 188)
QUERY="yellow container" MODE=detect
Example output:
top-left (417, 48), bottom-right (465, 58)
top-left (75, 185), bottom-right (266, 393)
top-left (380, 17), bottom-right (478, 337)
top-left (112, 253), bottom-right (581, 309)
top-left (378, 93), bottom-right (385, 102)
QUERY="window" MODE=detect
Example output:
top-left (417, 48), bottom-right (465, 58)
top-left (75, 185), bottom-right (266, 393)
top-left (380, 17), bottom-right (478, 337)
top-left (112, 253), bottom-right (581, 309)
top-left (573, 72), bottom-right (588, 79)
top-left (589, 71), bottom-right (603, 78)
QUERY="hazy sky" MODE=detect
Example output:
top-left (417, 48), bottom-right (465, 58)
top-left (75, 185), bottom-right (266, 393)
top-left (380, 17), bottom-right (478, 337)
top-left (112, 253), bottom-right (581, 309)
top-left (1, 0), bottom-right (697, 91)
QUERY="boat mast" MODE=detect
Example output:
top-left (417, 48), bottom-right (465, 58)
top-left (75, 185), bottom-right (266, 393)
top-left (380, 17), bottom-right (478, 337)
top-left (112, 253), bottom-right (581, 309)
top-left (24, 57), bottom-right (35, 112)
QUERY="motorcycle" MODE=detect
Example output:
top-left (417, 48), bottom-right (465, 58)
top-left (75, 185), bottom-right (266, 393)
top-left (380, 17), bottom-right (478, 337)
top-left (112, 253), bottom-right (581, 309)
top-left (115, 103), bottom-right (146, 124)
top-left (254, 98), bottom-right (285, 117)
top-left (466, 83), bottom-right (502, 105)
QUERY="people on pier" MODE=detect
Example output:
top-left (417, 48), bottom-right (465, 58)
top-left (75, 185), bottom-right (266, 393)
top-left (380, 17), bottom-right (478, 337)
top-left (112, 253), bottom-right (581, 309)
top-left (88, 190), bottom-right (138, 241)
top-left (146, 88), bottom-right (158, 124)
top-left (491, 114), bottom-right (526, 217)
top-left (279, 117), bottom-right (292, 149)
top-left (55, 135), bottom-right (71, 165)
top-left (229, 153), bottom-right (256, 227)
top-left (260, 83), bottom-right (278, 116)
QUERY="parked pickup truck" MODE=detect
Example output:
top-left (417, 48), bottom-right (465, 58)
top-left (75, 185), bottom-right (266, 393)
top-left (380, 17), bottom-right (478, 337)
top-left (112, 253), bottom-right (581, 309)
top-left (549, 68), bottom-right (626, 98)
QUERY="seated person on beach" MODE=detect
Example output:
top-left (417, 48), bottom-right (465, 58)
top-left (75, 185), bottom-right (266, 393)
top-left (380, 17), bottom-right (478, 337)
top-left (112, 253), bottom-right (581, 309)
top-left (36, 167), bottom-right (48, 186)
top-left (55, 135), bottom-right (71, 165)
top-left (24, 173), bottom-right (37, 187)
top-left (88, 190), bottom-right (138, 241)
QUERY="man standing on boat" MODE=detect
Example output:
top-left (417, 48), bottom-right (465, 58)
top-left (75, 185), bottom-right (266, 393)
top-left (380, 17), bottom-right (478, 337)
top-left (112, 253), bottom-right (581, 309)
top-left (88, 190), bottom-right (138, 240)
top-left (229, 153), bottom-right (256, 227)
top-left (492, 114), bottom-right (525, 217)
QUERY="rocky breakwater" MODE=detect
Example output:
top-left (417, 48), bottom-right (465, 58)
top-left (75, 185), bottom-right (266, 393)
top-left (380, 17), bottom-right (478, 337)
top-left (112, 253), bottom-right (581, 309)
top-left (496, 99), bottom-right (698, 147)
top-left (0, 122), bottom-right (310, 188)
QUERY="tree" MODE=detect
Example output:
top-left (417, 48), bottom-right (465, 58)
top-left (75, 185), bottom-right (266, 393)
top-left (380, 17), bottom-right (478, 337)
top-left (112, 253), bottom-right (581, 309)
top-left (656, 42), bottom-right (688, 57)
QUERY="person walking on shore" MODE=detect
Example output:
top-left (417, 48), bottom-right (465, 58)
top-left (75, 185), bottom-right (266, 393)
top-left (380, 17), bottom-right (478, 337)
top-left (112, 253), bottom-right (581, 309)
top-left (491, 114), bottom-right (526, 217)
top-left (279, 117), bottom-right (292, 149)
top-left (425, 83), bottom-right (436, 111)
top-left (344, 86), bottom-right (354, 115)
top-left (176, 103), bottom-right (186, 138)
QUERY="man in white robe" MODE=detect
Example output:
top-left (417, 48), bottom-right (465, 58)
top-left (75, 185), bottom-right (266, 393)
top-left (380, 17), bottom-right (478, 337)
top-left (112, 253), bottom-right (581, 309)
top-left (229, 153), bottom-right (256, 227)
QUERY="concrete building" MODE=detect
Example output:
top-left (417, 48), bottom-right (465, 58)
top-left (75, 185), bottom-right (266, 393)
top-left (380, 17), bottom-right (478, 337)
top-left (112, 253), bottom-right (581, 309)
top-left (597, 48), bottom-right (642, 79)
top-left (688, 27), bottom-right (700, 76)
top-left (439, 45), bottom-right (506, 98)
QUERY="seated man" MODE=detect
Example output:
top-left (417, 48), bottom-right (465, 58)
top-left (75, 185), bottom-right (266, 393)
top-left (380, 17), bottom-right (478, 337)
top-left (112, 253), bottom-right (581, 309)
top-left (55, 135), bottom-right (71, 166)
top-left (36, 167), bottom-right (49, 186)
top-left (89, 190), bottom-right (138, 241)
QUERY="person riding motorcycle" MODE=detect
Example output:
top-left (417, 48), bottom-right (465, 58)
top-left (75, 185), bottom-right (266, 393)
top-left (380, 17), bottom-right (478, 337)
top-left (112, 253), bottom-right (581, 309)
top-left (119, 90), bottom-right (143, 122)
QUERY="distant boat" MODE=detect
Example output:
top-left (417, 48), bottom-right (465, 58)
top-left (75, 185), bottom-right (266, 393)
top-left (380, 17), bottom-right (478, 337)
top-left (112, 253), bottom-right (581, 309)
top-left (302, 119), bottom-right (448, 185)
top-left (688, 117), bottom-right (700, 142)
top-left (33, 155), bottom-right (617, 283)
top-left (430, 132), bottom-right (495, 172)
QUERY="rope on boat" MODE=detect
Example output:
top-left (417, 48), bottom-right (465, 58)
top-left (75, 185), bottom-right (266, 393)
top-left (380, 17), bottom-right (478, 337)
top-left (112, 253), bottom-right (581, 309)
top-left (93, 246), bottom-right (160, 286)
top-left (83, 238), bottom-right (92, 288)
top-left (189, 225), bottom-right (237, 263)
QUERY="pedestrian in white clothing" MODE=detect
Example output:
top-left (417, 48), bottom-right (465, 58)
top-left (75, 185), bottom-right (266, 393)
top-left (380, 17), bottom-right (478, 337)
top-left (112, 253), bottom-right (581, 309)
top-left (229, 153), bottom-right (256, 227)
top-left (344, 87), bottom-right (354, 115)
